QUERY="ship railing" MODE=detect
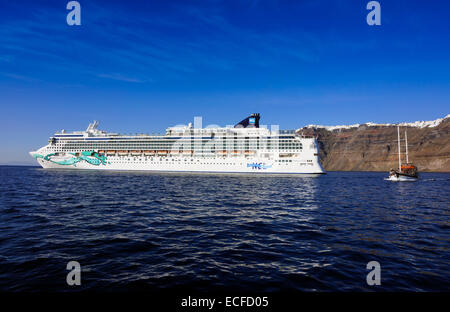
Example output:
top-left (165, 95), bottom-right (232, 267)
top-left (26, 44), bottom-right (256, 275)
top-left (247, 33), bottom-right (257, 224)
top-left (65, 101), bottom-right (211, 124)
top-left (279, 130), bottom-right (296, 134)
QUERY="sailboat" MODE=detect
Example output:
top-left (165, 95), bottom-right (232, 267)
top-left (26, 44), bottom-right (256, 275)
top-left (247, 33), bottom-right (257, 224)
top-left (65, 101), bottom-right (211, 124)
top-left (387, 126), bottom-right (419, 182)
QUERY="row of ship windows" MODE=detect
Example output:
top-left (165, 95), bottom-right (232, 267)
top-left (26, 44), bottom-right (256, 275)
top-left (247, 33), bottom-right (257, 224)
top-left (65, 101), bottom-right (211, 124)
top-left (110, 158), bottom-right (297, 162)
top-left (105, 158), bottom-right (310, 163)
top-left (106, 161), bottom-right (314, 166)
top-left (54, 147), bottom-right (302, 151)
top-left (107, 160), bottom-right (309, 165)
top-left (53, 142), bottom-right (302, 147)
top-left (57, 147), bottom-right (302, 151)
top-left (55, 138), bottom-right (299, 142)
top-left (51, 150), bottom-right (302, 154)
top-left (55, 139), bottom-right (300, 142)
top-left (56, 143), bottom-right (302, 148)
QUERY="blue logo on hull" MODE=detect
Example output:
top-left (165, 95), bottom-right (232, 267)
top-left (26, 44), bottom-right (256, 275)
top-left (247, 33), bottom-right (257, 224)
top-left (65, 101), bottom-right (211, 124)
top-left (247, 162), bottom-right (272, 170)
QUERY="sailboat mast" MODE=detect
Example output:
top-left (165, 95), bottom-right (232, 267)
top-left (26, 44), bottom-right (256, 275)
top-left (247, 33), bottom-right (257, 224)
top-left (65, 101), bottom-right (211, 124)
top-left (397, 126), bottom-right (401, 171)
top-left (405, 130), bottom-right (409, 163)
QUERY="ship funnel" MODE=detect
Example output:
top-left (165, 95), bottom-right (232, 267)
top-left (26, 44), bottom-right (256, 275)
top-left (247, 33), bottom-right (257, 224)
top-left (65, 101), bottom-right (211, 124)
top-left (234, 113), bottom-right (260, 128)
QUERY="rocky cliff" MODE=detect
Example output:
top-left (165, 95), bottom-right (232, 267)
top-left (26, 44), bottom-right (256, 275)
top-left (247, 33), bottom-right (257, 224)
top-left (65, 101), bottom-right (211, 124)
top-left (298, 115), bottom-right (450, 172)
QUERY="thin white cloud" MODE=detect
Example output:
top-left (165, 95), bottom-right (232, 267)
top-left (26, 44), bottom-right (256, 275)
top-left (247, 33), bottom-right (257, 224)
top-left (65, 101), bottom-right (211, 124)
top-left (96, 73), bottom-right (148, 83)
top-left (1, 72), bottom-right (40, 82)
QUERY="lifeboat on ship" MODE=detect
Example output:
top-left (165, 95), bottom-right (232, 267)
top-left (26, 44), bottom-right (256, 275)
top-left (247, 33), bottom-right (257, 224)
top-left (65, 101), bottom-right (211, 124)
top-left (118, 150), bottom-right (129, 156)
top-left (131, 150), bottom-right (142, 156)
top-left (106, 150), bottom-right (116, 156)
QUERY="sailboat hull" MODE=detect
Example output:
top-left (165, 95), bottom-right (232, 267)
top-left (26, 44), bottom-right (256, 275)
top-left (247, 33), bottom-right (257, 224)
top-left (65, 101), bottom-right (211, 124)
top-left (385, 175), bottom-right (418, 182)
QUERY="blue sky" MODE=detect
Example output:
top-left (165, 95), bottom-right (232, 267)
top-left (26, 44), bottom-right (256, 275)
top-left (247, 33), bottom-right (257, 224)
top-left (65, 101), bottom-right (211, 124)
top-left (1, 0), bottom-right (449, 164)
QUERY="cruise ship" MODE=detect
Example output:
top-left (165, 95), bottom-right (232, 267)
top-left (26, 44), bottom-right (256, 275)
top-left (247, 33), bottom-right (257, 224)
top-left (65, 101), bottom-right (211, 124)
top-left (30, 114), bottom-right (325, 174)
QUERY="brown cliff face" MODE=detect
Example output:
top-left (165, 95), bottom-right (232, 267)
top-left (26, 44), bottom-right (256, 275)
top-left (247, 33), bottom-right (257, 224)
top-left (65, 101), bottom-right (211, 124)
top-left (299, 118), bottom-right (450, 172)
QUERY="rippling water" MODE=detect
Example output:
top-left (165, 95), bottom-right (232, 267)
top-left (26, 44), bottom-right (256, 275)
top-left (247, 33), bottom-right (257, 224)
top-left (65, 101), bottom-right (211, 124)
top-left (0, 166), bottom-right (449, 292)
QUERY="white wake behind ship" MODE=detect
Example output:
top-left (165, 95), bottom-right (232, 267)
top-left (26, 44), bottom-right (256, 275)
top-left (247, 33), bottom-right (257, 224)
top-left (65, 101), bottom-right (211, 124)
top-left (29, 114), bottom-right (325, 174)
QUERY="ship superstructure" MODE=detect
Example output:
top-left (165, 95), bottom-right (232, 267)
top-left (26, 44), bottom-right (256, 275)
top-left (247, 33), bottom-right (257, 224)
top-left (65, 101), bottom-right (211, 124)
top-left (30, 114), bottom-right (325, 174)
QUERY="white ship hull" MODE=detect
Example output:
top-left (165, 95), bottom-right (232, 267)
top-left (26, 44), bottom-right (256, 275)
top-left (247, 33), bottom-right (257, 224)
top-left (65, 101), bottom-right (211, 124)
top-left (30, 152), bottom-right (324, 174)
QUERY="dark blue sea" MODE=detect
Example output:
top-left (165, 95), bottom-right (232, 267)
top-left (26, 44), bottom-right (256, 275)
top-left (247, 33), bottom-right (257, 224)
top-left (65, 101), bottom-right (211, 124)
top-left (0, 166), bottom-right (449, 292)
